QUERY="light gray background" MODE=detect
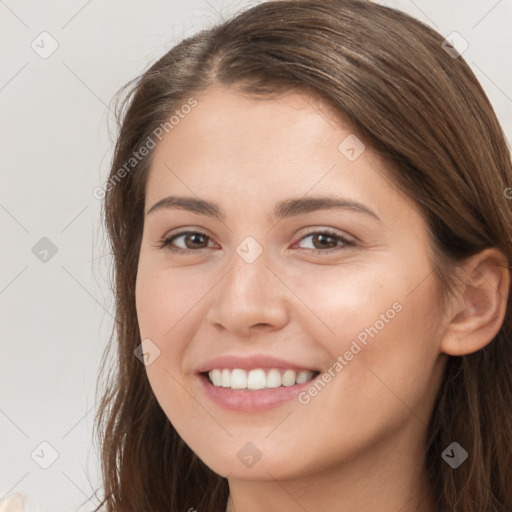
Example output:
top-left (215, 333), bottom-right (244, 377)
top-left (1, 1), bottom-right (511, 511)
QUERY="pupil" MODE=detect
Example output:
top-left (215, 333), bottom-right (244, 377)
top-left (188, 233), bottom-right (205, 248)
top-left (315, 234), bottom-right (335, 249)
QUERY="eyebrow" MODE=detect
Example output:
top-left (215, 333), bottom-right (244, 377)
top-left (146, 194), bottom-right (381, 222)
top-left (146, 194), bottom-right (382, 224)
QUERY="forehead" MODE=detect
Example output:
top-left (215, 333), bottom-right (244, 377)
top-left (150, 87), bottom-right (364, 183)
top-left (144, 85), bottom-right (413, 221)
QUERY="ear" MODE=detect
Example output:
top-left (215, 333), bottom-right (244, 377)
top-left (440, 248), bottom-right (510, 356)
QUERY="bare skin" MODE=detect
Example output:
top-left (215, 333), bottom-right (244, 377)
top-left (135, 85), bottom-right (509, 512)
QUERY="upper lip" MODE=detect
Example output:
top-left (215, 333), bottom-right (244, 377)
top-left (196, 354), bottom-right (320, 373)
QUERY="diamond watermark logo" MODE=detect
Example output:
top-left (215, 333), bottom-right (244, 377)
top-left (442, 32), bottom-right (469, 58)
top-left (236, 236), bottom-right (263, 264)
top-left (338, 134), bottom-right (366, 161)
top-left (31, 441), bottom-right (59, 469)
top-left (237, 442), bottom-right (263, 468)
top-left (32, 237), bottom-right (58, 263)
top-left (441, 441), bottom-right (468, 469)
top-left (31, 31), bottom-right (59, 59)
top-left (134, 338), bottom-right (161, 366)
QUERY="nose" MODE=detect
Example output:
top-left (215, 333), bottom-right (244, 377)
top-left (206, 248), bottom-right (289, 336)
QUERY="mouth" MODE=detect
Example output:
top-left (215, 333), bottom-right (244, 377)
top-left (200, 368), bottom-right (321, 390)
top-left (194, 354), bottom-right (323, 411)
top-left (196, 367), bottom-right (322, 412)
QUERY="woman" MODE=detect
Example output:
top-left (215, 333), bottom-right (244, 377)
top-left (91, 0), bottom-right (512, 511)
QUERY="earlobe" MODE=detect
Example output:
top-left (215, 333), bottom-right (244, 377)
top-left (440, 248), bottom-right (510, 356)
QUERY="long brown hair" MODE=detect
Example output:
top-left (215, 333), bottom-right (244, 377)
top-left (89, 1), bottom-right (512, 510)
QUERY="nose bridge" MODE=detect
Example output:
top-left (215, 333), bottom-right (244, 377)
top-left (229, 243), bottom-right (272, 298)
top-left (207, 237), bottom-right (288, 332)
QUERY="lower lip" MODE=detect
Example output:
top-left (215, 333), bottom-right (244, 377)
top-left (197, 373), bottom-right (317, 412)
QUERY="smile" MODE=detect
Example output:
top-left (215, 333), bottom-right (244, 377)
top-left (205, 368), bottom-right (320, 390)
top-left (197, 368), bottom-right (322, 413)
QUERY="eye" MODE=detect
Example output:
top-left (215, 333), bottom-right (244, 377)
top-left (157, 229), bottom-right (355, 255)
top-left (157, 231), bottom-right (213, 254)
top-left (294, 229), bottom-right (355, 254)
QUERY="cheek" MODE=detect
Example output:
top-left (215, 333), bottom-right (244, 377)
top-left (134, 263), bottom-right (201, 398)
top-left (284, 262), bottom-right (405, 351)
top-left (135, 262), bottom-right (219, 411)
top-left (290, 260), bottom-right (442, 412)
top-left (135, 262), bottom-right (212, 340)
top-left (135, 264), bottom-right (208, 424)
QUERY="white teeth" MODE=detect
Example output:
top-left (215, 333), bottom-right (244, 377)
top-left (221, 368), bottom-right (230, 387)
top-left (266, 369), bottom-right (281, 388)
top-left (207, 368), bottom-right (316, 390)
top-left (247, 369), bottom-right (266, 390)
top-left (231, 368), bottom-right (248, 389)
top-left (281, 369), bottom-right (296, 386)
top-left (210, 369), bottom-right (222, 386)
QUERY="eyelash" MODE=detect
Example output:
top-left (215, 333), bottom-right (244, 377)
top-left (157, 229), bottom-right (355, 255)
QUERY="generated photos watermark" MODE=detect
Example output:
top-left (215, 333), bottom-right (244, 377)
top-left (93, 97), bottom-right (198, 200)
top-left (298, 300), bottom-right (403, 404)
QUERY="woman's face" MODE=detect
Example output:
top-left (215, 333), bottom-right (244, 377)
top-left (135, 86), bottom-right (448, 481)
